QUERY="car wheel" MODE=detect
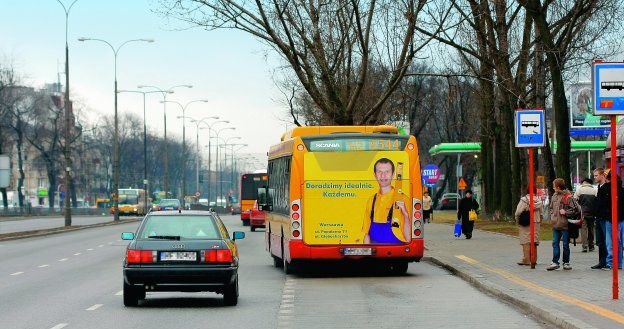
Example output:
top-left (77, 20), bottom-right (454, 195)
top-left (283, 257), bottom-right (293, 274)
top-left (273, 255), bottom-right (282, 268)
top-left (123, 282), bottom-right (140, 307)
top-left (250, 225), bottom-right (256, 232)
top-left (223, 277), bottom-right (239, 306)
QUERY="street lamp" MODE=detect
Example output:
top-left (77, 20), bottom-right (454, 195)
top-left (198, 120), bottom-right (230, 202)
top-left (166, 99), bottom-right (208, 201)
top-left (228, 143), bottom-right (247, 197)
top-left (187, 116), bottom-right (219, 195)
top-left (219, 136), bottom-right (241, 202)
top-left (213, 127), bottom-right (236, 205)
top-left (79, 37), bottom-right (154, 221)
top-left (137, 84), bottom-right (192, 196)
top-left (117, 89), bottom-right (171, 210)
top-left (55, 0), bottom-right (80, 226)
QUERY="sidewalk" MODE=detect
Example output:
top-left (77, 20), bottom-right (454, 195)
top-left (424, 223), bottom-right (624, 329)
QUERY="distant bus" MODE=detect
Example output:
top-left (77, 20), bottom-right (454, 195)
top-left (111, 188), bottom-right (147, 216)
top-left (261, 125), bottom-right (425, 274)
top-left (239, 170), bottom-right (268, 231)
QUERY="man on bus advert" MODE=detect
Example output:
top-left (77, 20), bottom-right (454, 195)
top-left (362, 157), bottom-right (411, 244)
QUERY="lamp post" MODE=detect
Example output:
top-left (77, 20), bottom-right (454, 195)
top-left (219, 136), bottom-right (241, 202)
top-left (213, 127), bottom-right (235, 205)
top-left (55, 0), bottom-right (79, 227)
top-left (228, 144), bottom-right (247, 197)
top-left (117, 89), bottom-right (169, 210)
top-left (165, 99), bottom-right (208, 201)
top-left (199, 120), bottom-right (229, 202)
top-left (79, 37), bottom-right (154, 221)
top-left (137, 85), bottom-right (192, 196)
top-left (187, 116), bottom-right (219, 195)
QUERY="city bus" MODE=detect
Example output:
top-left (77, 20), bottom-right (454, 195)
top-left (239, 170), bottom-right (268, 230)
top-left (111, 188), bottom-right (147, 216)
top-left (260, 125), bottom-right (424, 274)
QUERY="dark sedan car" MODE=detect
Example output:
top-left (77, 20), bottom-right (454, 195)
top-left (156, 198), bottom-right (181, 211)
top-left (121, 210), bottom-right (245, 306)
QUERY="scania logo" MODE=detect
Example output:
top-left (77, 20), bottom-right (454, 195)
top-left (172, 244), bottom-right (185, 249)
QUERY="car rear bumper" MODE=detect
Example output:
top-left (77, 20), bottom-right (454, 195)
top-left (124, 266), bottom-right (237, 291)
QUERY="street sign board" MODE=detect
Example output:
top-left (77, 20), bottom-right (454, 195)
top-left (592, 62), bottom-right (624, 115)
top-left (515, 109), bottom-right (545, 147)
top-left (458, 177), bottom-right (468, 190)
top-left (421, 164), bottom-right (441, 187)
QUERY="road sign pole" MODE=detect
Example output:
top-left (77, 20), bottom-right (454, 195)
top-left (529, 148), bottom-right (536, 268)
top-left (610, 115), bottom-right (619, 300)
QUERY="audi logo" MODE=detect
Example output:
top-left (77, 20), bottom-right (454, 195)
top-left (172, 244), bottom-right (185, 249)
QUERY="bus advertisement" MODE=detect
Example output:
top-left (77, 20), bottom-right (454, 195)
top-left (262, 125), bottom-right (424, 274)
top-left (239, 170), bottom-right (268, 230)
top-left (111, 188), bottom-right (147, 216)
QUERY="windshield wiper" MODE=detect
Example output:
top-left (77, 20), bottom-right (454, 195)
top-left (147, 235), bottom-right (181, 240)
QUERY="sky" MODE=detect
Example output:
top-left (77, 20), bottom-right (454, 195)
top-left (0, 0), bottom-right (296, 170)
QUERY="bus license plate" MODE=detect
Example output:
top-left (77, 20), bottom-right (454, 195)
top-left (343, 248), bottom-right (372, 256)
top-left (161, 251), bottom-right (197, 261)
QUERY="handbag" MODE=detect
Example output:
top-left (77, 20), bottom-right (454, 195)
top-left (469, 209), bottom-right (478, 222)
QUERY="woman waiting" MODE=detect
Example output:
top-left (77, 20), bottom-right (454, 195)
top-left (457, 190), bottom-right (479, 239)
top-left (514, 186), bottom-right (542, 265)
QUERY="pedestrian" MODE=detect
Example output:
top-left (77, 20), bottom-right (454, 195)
top-left (574, 177), bottom-right (596, 253)
top-left (457, 189), bottom-right (479, 239)
top-left (514, 186), bottom-right (542, 265)
top-left (592, 168), bottom-right (609, 269)
top-left (422, 191), bottom-right (433, 223)
top-left (547, 178), bottom-right (577, 271)
top-left (603, 169), bottom-right (624, 270)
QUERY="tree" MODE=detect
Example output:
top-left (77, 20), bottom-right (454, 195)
top-left (160, 0), bottom-right (441, 124)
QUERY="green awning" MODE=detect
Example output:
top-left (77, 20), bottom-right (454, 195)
top-left (429, 141), bottom-right (606, 156)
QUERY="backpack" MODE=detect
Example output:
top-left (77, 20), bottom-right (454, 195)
top-left (563, 193), bottom-right (583, 245)
top-left (577, 193), bottom-right (596, 219)
top-left (518, 210), bottom-right (531, 227)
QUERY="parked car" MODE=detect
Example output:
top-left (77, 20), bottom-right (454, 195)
top-left (156, 199), bottom-right (181, 211)
top-left (438, 193), bottom-right (460, 210)
top-left (121, 210), bottom-right (245, 306)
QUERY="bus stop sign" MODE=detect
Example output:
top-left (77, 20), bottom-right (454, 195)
top-left (515, 109), bottom-right (545, 148)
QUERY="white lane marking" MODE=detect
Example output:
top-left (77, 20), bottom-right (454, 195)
top-left (86, 304), bottom-right (103, 311)
top-left (10, 272), bottom-right (24, 276)
top-left (98, 245), bottom-right (104, 248)
top-left (59, 258), bottom-right (68, 262)
top-left (49, 324), bottom-right (68, 329)
top-left (38, 264), bottom-right (49, 268)
top-left (87, 248), bottom-right (94, 251)
top-left (115, 290), bottom-right (123, 296)
top-left (108, 242), bottom-right (114, 244)
top-left (74, 253), bottom-right (81, 256)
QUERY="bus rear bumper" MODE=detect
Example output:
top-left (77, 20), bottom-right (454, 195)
top-left (288, 239), bottom-right (424, 262)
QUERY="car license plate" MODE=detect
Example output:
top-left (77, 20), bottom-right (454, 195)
top-left (161, 251), bottom-right (197, 261)
top-left (343, 248), bottom-right (372, 256)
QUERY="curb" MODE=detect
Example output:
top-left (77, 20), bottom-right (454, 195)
top-left (424, 256), bottom-right (595, 329)
top-left (0, 218), bottom-right (141, 242)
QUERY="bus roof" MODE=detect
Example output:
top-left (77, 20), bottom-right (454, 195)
top-left (281, 125), bottom-right (398, 141)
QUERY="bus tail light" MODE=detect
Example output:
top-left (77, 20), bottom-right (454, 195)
top-left (411, 198), bottom-right (423, 239)
top-left (290, 199), bottom-right (302, 240)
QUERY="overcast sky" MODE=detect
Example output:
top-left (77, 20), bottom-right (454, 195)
top-left (0, 0), bottom-right (298, 169)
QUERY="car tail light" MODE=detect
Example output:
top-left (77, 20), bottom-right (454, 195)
top-left (158, 206), bottom-right (162, 211)
top-left (202, 249), bottom-right (233, 263)
top-left (126, 250), bottom-right (154, 263)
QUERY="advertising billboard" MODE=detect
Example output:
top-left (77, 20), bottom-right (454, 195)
top-left (569, 81), bottom-right (609, 129)
top-left (302, 151), bottom-right (411, 245)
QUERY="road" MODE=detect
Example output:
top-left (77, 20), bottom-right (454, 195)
top-left (0, 214), bottom-right (554, 329)
top-left (0, 215), bottom-right (116, 234)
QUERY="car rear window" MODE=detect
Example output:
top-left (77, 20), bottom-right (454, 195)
top-left (160, 199), bottom-right (180, 207)
top-left (139, 215), bottom-right (221, 240)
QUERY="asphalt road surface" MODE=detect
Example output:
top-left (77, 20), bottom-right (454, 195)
top-left (0, 214), bottom-right (554, 329)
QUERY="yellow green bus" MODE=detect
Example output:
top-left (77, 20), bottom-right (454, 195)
top-left (261, 125), bottom-right (425, 274)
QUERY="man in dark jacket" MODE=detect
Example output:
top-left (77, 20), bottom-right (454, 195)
top-left (457, 189), bottom-right (479, 239)
top-left (592, 168), bottom-right (612, 269)
top-left (574, 178), bottom-right (596, 252)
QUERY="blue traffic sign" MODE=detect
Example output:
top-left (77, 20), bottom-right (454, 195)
top-left (592, 62), bottom-right (624, 115)
top-left (515, 109), bottom-right (545, 148)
